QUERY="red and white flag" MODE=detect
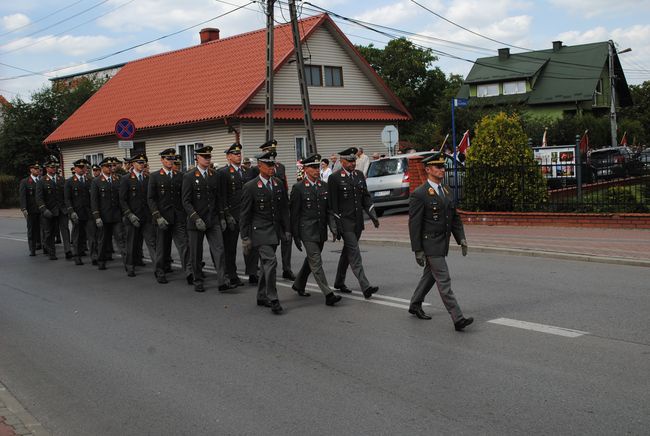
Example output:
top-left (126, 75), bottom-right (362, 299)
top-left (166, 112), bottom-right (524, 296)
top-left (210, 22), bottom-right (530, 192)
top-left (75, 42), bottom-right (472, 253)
top-left (542, 127), bottom-right (548, 147)
top-left (579, 130), bottom-right (589, 154)
top-left (457, 130), bottom-right (470, 154)
top-left (620, 131), bottom-right (628, 146)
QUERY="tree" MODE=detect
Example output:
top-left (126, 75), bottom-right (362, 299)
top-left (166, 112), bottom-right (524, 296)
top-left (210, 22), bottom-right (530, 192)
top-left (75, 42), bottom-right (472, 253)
top-left (463, 112), bottom-right (548, 211)
top-left (620, 80), bottom-right (650, 146)
top-left (0, 77), bottom-right (104, 179)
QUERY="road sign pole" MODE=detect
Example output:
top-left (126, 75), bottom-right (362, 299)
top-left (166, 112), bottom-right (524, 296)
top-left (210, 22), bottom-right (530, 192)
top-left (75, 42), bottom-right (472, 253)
top-left (451, 99), bottom-right (459, 202)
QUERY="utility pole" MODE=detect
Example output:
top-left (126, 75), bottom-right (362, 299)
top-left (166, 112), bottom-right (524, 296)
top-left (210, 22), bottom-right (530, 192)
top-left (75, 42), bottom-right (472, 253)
top-left (608, 40), bottom-right (617, 147)
top-left (288, 0), bottom-right (317, 154)
top-left (264, 0), bottom-right (275, 142)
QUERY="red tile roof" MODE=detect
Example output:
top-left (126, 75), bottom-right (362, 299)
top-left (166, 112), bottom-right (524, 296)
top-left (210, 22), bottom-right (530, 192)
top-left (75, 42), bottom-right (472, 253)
top-left (44, 14), bottom-right (409, 144)
top-left (0, 95), bottom-right (10, 107)
top-left (239, 104), bottom-right (410, 121)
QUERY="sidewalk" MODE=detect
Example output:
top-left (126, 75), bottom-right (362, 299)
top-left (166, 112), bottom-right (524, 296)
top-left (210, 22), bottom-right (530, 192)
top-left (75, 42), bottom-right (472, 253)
top-left (0, 382), bottom-right (48, 436)
top-left (362, 212), bottom-right (650, 267)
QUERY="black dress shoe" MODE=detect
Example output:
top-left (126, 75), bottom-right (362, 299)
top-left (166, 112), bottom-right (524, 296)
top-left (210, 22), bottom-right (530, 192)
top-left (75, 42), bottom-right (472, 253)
top-left (92, 259), bottom-right (98, 266)
top-left (98, 263), bottom-right (107, 270)
top-left (325, 292), bottom-right (342, 306)
top-left (292, 285), bottom-right (311, 297)
top-left (270, 300), bottom-right (283, 314)
top-left (49, 255), bottom-right (58, 260)
top-left (248, 275), bottom-right (258, 285)
top-left (454, 317), bottom-right (474, 331)
top-left (36, 244), bottom-right (42, 250)
top-left (186, 274), bottom-right (194, 285)
top-left (29, 251), bottom-right (36, 256)
top-left (65, 251), bottom-right (73, 260)
top-left (257, 299), bottom-right (271, 307)
top-left (194, 284), bottom-right (205, 292)
top-left (408, 306), bottom-right (432, 320)
top-left (282, 270), bottom-right (296, 280)
top-left (74, 258), bottom-right (84, 266)
top-left (335, 285), bottom-right (352, 293)
top-left (230, 277), bottom-right (245, 287)
top-left (135, 260), bottom-right (146, 267)
top-left (127, 270), bottom-right (136, 277)
top-left (218, 283), bottom-right (236, 292)
top-left (164, 265), bottom-right (173, 273)
top-left (156, 275), bottom-right (168, 284)
top-left (362, 286), bottom-right (378, 299)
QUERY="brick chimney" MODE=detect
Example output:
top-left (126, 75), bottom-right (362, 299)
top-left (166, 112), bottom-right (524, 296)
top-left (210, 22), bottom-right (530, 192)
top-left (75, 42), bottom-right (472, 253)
top-left (552, 40), bottom-right (563, 51)
top-left (498, 48), bottom-right (510, 60)
top-left (200, 28), bottom-right (220, 44)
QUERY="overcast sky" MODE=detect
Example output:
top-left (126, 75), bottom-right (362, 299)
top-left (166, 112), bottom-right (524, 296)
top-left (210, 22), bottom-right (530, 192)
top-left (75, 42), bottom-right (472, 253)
top-left (1, 0), bottom-right (649, 101)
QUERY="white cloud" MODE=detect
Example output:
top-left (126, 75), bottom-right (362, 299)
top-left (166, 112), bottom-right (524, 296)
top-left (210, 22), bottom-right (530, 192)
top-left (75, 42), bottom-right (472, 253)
top-left (1, 35), bottom-right (115, 57)
top-left (133, 41), bottom-right (172, 55)
top-left (1, 13), bottom-right (31, 31)
top-left (355, 0), bottom-right (444, 27)
top-left (444, 0), bottom-right (531, 28)
top-left (548, 0), bottom-right (650, 19)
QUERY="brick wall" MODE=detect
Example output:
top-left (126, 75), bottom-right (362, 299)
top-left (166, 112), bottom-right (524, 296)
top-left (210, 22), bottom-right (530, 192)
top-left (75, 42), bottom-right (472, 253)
top-left (459, 211), bottom-right (650, 229)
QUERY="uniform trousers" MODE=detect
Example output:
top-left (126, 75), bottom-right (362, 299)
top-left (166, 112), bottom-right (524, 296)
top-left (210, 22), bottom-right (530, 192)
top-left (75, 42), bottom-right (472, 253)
top-left (281, 236), bottom-right (292, 273)
top-left (294, 240), bottom-right (332, 296)
top-left (125, 220), bottom-right (156, 272)
top-left (334, 230), bottom-right (370, 291)
top-left (223, 224), bottom-right (241, 280)
top-left (188, 225), bottom-right (226, 287)
top-left (72, 218), bottom-right (96, 261)
top-left (41, 213), bottom-right (71, 257)
top-left (410, 256), bottom-right (463, 323)
top-left (97, 222), bottom-right (125, 265)
top-left (256, 244), bottom-right (279, 302)
top-left (25, 212), bottom-right (40, 253)
top-left (245, 246), bottom-right (259, 277)
top-left (154, 222), bottom-right (190, 278)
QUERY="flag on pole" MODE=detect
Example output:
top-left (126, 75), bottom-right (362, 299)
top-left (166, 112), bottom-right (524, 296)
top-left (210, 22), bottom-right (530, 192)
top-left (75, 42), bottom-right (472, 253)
top-left (542, 128), bottom-right (548, 147)
top-left (579, 129), bottom-right (589, 154)
top-left (620, 131), bottom-right (628, 146)
top-left (457, 130), bottom-right (470, 154)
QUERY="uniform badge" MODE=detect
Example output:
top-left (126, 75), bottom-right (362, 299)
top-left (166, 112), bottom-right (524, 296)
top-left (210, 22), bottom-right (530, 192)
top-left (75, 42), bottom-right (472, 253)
top-left (272, 179), bottom-right (277, 187)
top-left (195, 170), bottom-right (201, 177)
top-left (159, 169), bottom-right (165, 175)
top-left (195, 179), bottom-right (199, 184)
top-left (229, 166), bottom-right (235, 173)
top-left (73, 176), bottom-right (78, 182)
top-left (341, 172), bottom-right (346, 177)
top-left (304, 180), bottom-right (310, 186)
top-left (257, 180), bottom-right (263, 188)
top-left (428, 187), bottom-right (435, 196)
top-left (130, 174), bottom-right (135, 179)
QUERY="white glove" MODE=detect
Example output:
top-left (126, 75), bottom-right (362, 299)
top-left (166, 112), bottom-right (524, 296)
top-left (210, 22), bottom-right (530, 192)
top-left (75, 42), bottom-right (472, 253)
top-left (461, 239), bottom-right (468, 257)
top-left (156, 216), bottom-right (169, 230)
top-left (42, 209), bottom-right (53, 219)
top-left (195, 217), bottom-right (207, 232)
top-left (21, 209), bottom-right (28, 219)
top-left (241, 237), bottom-right (252, 256)
top-left (128, 213), bottom-right (140, 228)
top-left (70, 211), bottom-right (79, 223)
top-left (415, 250), bottom-right (425, 267)
top-left (95, 218), bottom-right (103, 228)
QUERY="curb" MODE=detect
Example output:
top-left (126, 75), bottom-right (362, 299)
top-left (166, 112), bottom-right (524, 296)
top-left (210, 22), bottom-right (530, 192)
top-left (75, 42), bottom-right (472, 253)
top-left (0, 382), bottom-right (49, 436)
top-left (359, 239), bottom-right (650, 268)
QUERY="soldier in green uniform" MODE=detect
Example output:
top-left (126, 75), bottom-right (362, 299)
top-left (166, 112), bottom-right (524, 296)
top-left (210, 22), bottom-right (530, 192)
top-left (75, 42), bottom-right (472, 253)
top-left (217, 143), bottom-right (249, 287)
top-left (147, 148), bottom-right (191, 284)
top-left (35, 156), bottom-right (72, 260)
top-left (290, 154), bottom-right (342, 306)
top-left (19, 162), bottom-right (42, 256)
top-left (408, 152), bottom-right (473, 331)
top-left (64, 158), bottom-right (96, 265)
top-left (240, 149), bottom-right (291, 314)
top-left (91, 157), bottom-right (125, 270)
top-left (181, 145), bottom-right (233, 293)
top-left (119, 153), bottom-right (156, 277)
top-left (328, 147), bottom-right (379, 299)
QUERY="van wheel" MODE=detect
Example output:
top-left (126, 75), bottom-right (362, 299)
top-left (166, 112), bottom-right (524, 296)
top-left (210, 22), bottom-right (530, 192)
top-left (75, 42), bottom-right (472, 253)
top-left (375, 208), bottom-right (384, 217)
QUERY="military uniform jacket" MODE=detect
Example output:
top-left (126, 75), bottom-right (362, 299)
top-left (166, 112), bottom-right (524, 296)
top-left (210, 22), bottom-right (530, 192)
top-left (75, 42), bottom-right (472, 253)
top-left (19, 176), bottom-right (40, 214)
top-left (64, 175), bottom-right (91, 220)
top-left (408, 182), bottom-right (465, 257)
top-left (217, 164), bottom-right (248, 223)
top-left (290, 178), bottom-right (330, 243)
top-left (147, 168), bottom-right (183, 224)
top-left (181, 167), bottom-right (222, 230)
top-left (240, 175), bottom-right (289, 247)
top-left (328, 169), bottom-right (373, 233)
top-left (90, 175), bottom-right (121, 223)
top-left (35, 174), bottom-right (65, 216)
top-left (118, 171), bottom-right (151, 222)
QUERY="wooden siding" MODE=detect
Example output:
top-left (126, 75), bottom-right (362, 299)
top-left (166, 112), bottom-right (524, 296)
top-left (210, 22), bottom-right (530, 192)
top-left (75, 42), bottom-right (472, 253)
top-left (249, 27), bottom-right (387, 106)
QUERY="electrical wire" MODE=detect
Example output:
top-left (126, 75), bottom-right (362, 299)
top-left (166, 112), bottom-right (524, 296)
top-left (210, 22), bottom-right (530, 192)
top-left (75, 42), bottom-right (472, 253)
top-left (0, 0), bottom-right (86, 38)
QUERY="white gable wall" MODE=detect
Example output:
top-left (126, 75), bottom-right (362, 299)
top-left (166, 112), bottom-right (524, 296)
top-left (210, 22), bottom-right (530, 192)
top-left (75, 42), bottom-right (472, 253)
top-left (249, 27), bottom-right (388, 106)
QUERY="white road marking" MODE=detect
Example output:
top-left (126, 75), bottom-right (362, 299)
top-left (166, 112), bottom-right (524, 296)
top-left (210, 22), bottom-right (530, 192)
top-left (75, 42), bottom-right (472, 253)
top-left (488, 318), bottom-right (588, 338)
top-left (0, 235), bottom-right (27, 242)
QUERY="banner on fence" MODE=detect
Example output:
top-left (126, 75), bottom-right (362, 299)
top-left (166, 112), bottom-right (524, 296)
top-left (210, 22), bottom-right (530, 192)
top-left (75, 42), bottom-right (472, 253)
top-left (533, 145), bottom-right (576, 178)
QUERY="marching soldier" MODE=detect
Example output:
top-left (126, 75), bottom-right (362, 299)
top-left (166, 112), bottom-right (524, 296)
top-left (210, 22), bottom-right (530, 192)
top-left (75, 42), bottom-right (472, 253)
top-left (407, 152), bottom-right (473, 331)
top-left (289, 154), bottom-right (342, 306)
top-left (91, 157), bottom-right (125, 270)
top-left (216, 143), bottom-right (248, 287)
top-left (328, 147), bottom-right (379, 299)
top-left (147, 148), bottom-right (191, 284)
top-left (240, 149), bottom-right (291, 314)
top-left (19, 162), bottom-right (42, 256)
top-left (91, 163), bottom-right (101, 180)
top-left (64, 158), bottom-right (96, 265)
top-left (251, 140), bottom-right (295, 280)
top-left (181, 145), bottom-right (233, 293)
top-left (35, 156), bottom-right (72, 260)
top-left (119, 153), bottom-right (156, 277)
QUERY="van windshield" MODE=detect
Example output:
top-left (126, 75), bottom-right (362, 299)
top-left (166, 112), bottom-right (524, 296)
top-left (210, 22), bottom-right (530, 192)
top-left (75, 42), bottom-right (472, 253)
top-left (368, 158), bottom-right (406, 177)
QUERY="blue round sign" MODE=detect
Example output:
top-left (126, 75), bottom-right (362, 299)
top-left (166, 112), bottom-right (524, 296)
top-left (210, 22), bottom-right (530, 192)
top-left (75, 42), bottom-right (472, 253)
top-left (115, 118), bottom-right (136, 140)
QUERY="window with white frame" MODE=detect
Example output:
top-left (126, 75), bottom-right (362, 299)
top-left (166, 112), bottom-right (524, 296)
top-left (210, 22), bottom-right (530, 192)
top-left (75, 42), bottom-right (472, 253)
top-left (503, 80), bottom-right (526, 95)
top-left (85, 153), bottom-right (104, 166)
top-left (295, 137), bottom-right (308, 162)
top-left (176, 142), bottom-right (203, 171)
top-left (477, 83), bottom-right (499, 97)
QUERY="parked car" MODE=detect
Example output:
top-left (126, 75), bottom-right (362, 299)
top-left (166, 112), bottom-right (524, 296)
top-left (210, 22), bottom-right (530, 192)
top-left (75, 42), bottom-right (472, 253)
top-left (587, 146), bottom-right (642, 179)
top-left (638, 148), bottom-right (650, 170)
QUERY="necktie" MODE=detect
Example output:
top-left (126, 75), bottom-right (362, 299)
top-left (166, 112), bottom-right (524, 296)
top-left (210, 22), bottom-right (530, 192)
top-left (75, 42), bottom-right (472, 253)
top-left (51, 176), bottom-right (56, 186)
top-left (80, 176), bottom-right (84, 184)
top-left (138, 174), bottom-right (143, 183)
top-left (267, 180), bottom-right (272, 192)
top-left (438, 185), bottom-right (445, 199)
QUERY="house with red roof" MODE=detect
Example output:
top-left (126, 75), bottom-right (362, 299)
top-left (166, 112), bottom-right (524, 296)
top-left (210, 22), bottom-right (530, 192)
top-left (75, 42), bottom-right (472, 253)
top-left (43, 13), bottom-right (410, 180)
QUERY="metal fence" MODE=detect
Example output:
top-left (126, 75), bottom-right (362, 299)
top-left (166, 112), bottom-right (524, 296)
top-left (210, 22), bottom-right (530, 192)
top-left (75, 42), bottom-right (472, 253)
top-left (445, 152), bottom-right (650, 213)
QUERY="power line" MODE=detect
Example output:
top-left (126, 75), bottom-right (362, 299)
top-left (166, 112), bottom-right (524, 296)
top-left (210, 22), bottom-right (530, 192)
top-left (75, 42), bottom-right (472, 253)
top-left (0, 0), bottom-right (86, 38)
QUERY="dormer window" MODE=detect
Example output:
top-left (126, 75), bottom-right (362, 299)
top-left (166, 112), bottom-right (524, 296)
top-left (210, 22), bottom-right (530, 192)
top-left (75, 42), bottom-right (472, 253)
top-left (477, 83), bottom-right (499, 97)
top-left (503, 80), bottom-right (526, 95)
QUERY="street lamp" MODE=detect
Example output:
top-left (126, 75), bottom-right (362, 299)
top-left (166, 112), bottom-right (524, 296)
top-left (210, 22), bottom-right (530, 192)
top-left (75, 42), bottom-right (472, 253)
top-left (609, 41), bottom-right (631, 147)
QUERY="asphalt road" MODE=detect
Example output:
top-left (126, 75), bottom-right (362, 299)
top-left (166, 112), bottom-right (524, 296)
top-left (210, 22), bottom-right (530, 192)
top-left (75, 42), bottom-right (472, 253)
top-left (1, 217), bottom-right (649, 435)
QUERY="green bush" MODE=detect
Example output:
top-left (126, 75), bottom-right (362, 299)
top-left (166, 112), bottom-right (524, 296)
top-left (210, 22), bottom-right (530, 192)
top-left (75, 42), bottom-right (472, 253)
top-left (0, 174), bottom-right (19, 208)
top-left (604, 186), bottom-right (648, 213)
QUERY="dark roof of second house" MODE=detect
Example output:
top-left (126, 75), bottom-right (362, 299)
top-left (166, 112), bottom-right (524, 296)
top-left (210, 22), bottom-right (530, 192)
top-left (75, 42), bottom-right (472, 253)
top-left (458, 41), bottom-right (632, 107)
